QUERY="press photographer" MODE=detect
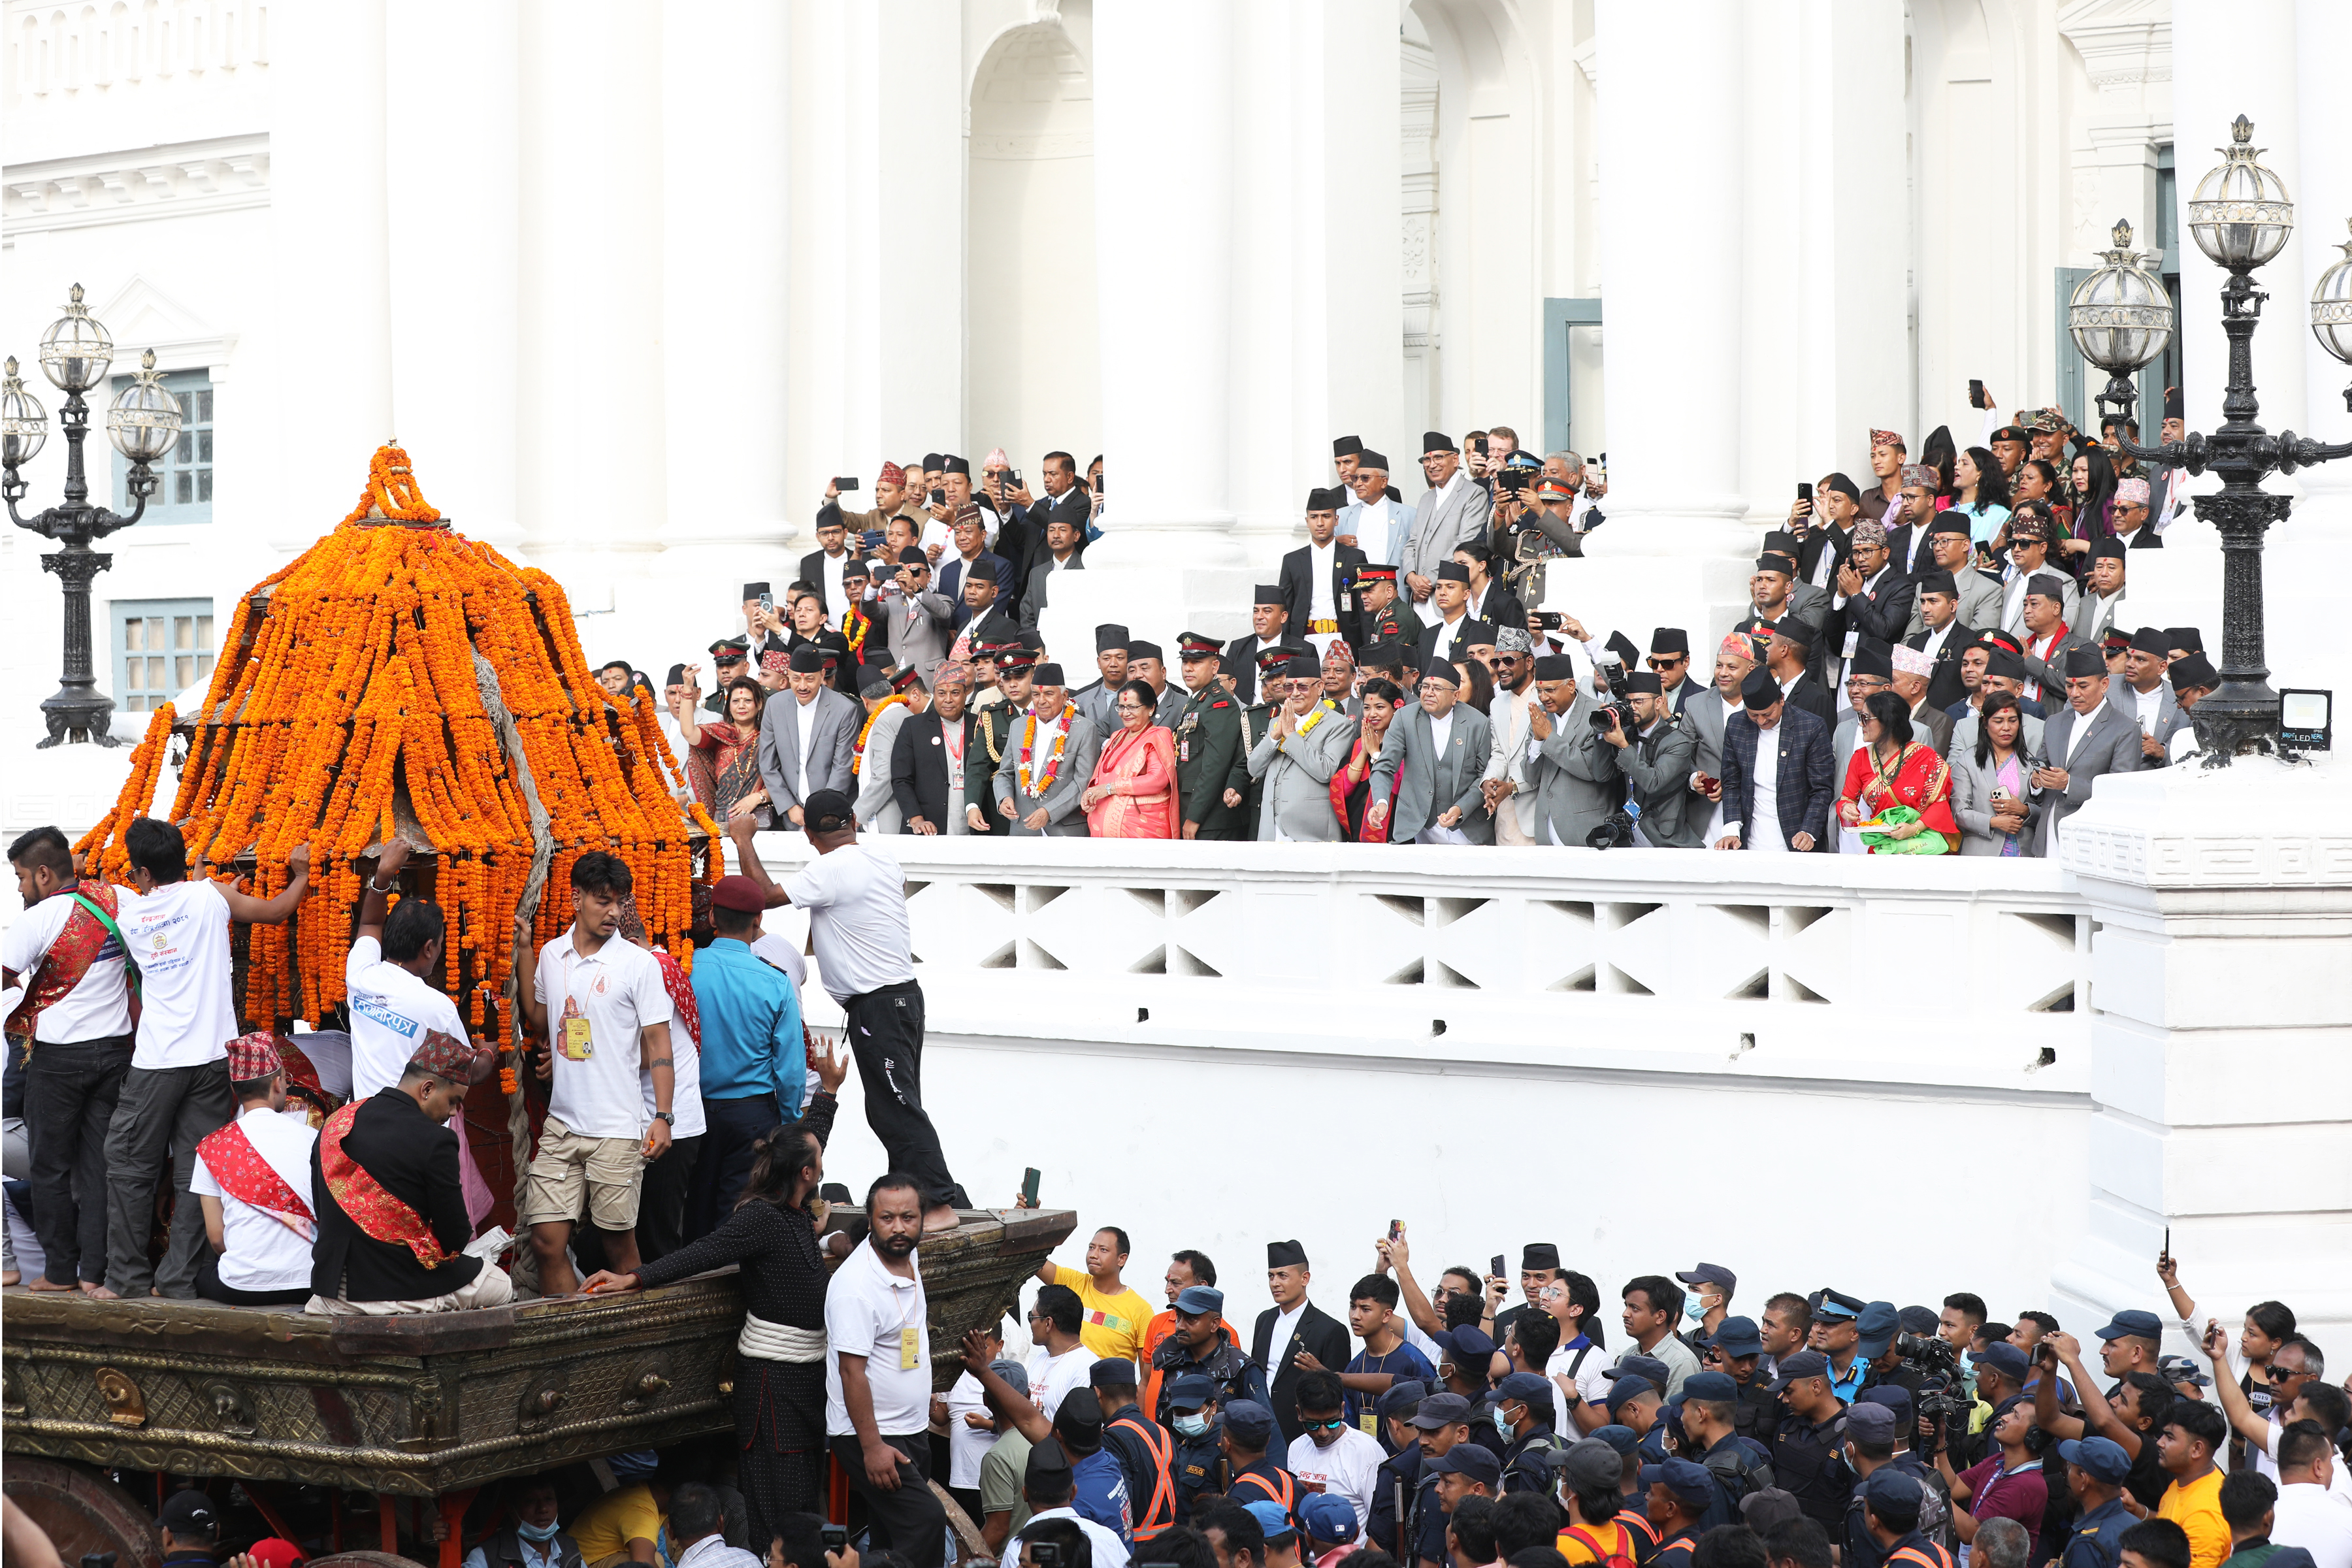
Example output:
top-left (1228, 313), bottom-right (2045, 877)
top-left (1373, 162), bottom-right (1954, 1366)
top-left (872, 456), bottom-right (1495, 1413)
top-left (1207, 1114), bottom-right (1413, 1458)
top-left (1597, 672), bottom-right (1703, 848)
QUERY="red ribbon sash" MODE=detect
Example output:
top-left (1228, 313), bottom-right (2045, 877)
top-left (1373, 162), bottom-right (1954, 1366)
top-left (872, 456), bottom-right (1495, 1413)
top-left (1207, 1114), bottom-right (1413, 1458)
top-left (195, 1119), bottom-right (317, 1240)
top-left (320, 1102), bottom-right (454, 1269)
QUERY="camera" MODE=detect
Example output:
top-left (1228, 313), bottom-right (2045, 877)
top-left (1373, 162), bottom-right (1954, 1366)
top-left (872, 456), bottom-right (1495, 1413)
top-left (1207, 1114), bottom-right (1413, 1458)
top-left (1586, 807), bottom-right (1637, 851)
top-left (1589, 696), bottom-right (1634, 734)
top-left (821, 1525), bottom-right (849, 1554)
top-left (1535, 612), bottom-right (1567, 632)
top-left (1497, 468), bottom-right (1531, 495)
top-left (1031, 1546), bottom-right (1064, 1568)
top-left (1893, 1331), bottom-right (1969, 1452)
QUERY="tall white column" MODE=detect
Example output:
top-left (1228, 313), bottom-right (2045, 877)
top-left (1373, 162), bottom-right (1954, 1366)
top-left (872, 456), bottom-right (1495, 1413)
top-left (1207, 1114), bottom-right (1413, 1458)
top-left (385, 0), bottom-right (519, 550)
top-left (516, 0), bottom-right (666, 664)
top-left (269, 0), bottom-right (392, 549)
top-left (1571, 0), bottom-right (1752, 646)
top-left (1040, 1), bottom-right (1249, 661)
top-left (2290, 0), bottom-right (2352, 546)
top-left (659, 0), bottom-right (789, 644)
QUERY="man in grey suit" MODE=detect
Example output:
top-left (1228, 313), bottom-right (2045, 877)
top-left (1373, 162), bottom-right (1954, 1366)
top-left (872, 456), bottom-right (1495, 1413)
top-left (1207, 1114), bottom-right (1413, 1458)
top-left (1905, 520), bottom-right (2002, 636)
top-left (1520, 654), bottom-right (1620, 847)
top-left (2030, 645), bottom-right (2144, 856)
top-left (1247, 651), bottom-right (1359, 841)
top-left (990, 663), bottom-right (1100, 837)
top-left (1018, 510), bottom-right (1086, 633)
top-left (1401, 433), bottom-right (1492, 625)
top-left (757, 644), bottom-right (860, 830)
top-left (2108, 626), bottom-right (2190, 768)
top-left (2070, 538), bottom-right (2129, 644)
top-left (1605, 671), bottom-right (1703, 847)
top-left (1368, 661), bottom-right (1494, 844)
top-left (1339, 452), bottom-right (1411, 565)
top-left (883, 548), bottom-right (958, 683)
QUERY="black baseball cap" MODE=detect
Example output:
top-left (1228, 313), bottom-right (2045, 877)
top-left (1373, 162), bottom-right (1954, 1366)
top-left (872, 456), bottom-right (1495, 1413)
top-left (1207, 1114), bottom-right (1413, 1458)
top-left (801, 789), bottom-right (857, 834)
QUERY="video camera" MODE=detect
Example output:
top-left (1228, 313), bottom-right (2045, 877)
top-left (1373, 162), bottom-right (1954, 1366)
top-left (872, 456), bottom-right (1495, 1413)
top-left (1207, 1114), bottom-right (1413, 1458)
top-left (1892, 1330), bottom-right (1970, 1454)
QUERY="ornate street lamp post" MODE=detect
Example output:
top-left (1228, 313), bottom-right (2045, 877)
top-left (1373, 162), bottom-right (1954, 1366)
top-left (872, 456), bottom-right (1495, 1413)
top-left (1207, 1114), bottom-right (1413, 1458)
top-left (2076, 118), bottom-right (2352, 762)
top-left (2, 284), bottom-right (182, 747)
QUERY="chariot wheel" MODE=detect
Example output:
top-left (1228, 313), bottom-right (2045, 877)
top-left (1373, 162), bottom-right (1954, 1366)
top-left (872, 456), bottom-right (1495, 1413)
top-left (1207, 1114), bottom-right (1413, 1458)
top-left (2, 1456), bottom-right (165, 1568)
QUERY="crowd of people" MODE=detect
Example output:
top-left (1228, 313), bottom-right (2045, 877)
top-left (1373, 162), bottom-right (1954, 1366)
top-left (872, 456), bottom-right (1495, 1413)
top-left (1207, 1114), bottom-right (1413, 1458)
top-left (604, 395), bottom-right (2206, 855)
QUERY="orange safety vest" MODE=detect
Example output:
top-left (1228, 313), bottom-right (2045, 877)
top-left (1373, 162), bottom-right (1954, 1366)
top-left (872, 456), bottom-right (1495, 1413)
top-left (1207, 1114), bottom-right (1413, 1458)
top-left (1890, 1548), bottom-right (1955, 1568)
top-left (1232, 1464), bottom-right (1298, 1522)
top-left (1111, 1414), bottom-right (1179, 1539)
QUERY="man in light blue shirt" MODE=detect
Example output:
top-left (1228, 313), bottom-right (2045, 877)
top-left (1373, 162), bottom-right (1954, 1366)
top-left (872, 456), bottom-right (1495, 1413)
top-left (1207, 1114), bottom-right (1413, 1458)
top-left (686, 875), bottom-right (804, 1236)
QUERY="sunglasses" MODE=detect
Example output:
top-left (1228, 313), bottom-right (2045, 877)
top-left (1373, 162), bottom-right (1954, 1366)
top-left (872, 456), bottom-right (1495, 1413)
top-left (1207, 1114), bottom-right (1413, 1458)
top-left (1300, 1416), bottom-right (1348, 1432)
top-left (1647, 656), bottom-right (1686, 669)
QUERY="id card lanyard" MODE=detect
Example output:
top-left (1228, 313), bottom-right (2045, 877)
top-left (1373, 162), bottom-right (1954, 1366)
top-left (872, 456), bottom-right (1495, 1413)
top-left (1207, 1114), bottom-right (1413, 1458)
top-left (892, 1272), bottom-right (921, 1370)
top-left (558, 941), bottom-right (596, 1061)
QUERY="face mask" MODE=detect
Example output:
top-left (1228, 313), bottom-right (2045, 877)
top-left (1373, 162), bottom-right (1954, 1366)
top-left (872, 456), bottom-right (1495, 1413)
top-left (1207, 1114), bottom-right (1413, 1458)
top-left (1685, 1296), bottom-right (1710, 1325)
top-left (517, 1521), bottom-right (561, 1544)
top-left (1492, 1406), bottom-right (1516, 1438)
top-left (1175, 1413), bottom-right (1209, 1439)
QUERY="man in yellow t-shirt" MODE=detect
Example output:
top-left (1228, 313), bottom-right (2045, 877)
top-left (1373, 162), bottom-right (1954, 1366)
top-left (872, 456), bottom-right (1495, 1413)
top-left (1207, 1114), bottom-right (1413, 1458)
top-left (2154, 1402), bottom-right (2231, 1568)
top-left (568, 1480), bottom-right (670, 1568)
top-left (1037, 1225), bottom-right (1154, 1364)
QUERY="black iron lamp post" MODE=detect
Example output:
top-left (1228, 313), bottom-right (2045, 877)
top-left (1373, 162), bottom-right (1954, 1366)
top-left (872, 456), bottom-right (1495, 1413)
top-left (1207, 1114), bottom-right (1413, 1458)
top-left (2, 284), bottom-right (183, 747)
top-left (2070, 117), bottom-right (2352, 762)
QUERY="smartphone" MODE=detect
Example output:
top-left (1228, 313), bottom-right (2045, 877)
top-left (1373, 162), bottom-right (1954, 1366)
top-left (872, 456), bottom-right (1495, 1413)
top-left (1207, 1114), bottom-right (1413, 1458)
top-left (929, 487), bottom-right (947, 507)
top-left (1536, 612), bottom-right (1566, 631)
top-left (1389, 1219), bottom-right (1403, 1241)
top-left (1969, 379), bottom-right (1986, 410)
top-left (834, 476), bottom-right (860, 491)
top-left (1469, 436), bottom-right (1489, 456)
top-left (1010, 468), bottom-right (1024, 487)
top-left (860, 529), bottom-right (883, 551)
top-left (1490, 1253), bottom-right (1507, 1280)
top-left (2161, 1225), bottom-right (2170, 1263)
top-left (1797, 482), bottom-right (1814, 502)
top-left (1094, 473), bottom-right (1105, 496)
top-left (1022, 1167), bottom-right (1041, 1206)
top-left (821, 1525), bottom-right (849, 1554)
top-left (758, 591), bottom-right (774, 617)
top-left (1030, 1546), bottom-right (1062, 1568)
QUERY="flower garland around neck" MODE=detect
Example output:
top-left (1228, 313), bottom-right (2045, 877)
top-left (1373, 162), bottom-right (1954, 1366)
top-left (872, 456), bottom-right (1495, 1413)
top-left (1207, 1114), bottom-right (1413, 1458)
top-left (843, 606), bottom-right (873, 663)
top-left (1295, 696), bottom-right (1337, 736)
top-left (1019, 700), bottom-right (1076, 794)
top-left (852, 693), bottom-right (907, 776)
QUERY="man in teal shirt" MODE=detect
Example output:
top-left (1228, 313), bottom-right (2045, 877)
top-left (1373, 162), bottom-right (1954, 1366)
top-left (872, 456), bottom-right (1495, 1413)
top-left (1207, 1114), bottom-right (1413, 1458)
top-left (686, 874), bottom-right (806, 1237)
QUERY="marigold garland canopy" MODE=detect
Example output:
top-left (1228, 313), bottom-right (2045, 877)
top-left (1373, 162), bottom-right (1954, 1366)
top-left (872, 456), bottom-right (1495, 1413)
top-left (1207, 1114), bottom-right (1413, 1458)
top-left (75, 444), bottom-right (723, 1032)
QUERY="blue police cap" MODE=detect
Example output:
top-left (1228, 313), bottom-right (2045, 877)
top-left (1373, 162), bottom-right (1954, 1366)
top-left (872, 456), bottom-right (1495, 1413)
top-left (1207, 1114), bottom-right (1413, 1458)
top-left (1603, 1375), bottom-right (1656, 1415)
top-left (990, 1359), bottom-right (1032, 1397)
top-left (1408, 1392), bottom-right (1473, 1430)
top-left (1898, 1305), bottom-right (1941, 1336)
top-left (1857, 1384), bottom-right (1913, 1424)
top-left (1222, 1399), bottom-right (1276, 1446)
top-left (1429, 1445), bottom-right (1503, 1486)
top-left (1857, 1301), bottom-right (1901, 1358)
top-left (1844, 1402), bottom-right (1897, 1444)
top-left (1968, 1341), bottom-right (2031, 1381)
top-left (1810, 1289), bottom-right (1863, 1322)
top-left (1439, 1325), bottom-right (1497, 1362)
top-left (2059, 1436), bottom-right (2132, 1483)
top-left (1377, 1380), bottom-right (1429, 1418)
top-left (1243, 1501), bottom-right (1296, 1542)
top-left (1603, 1355), bottom-right (1671, 1390)
top-left (2094, 1309), bottom-right (2164, 1343)
top-left (1298, 1494), bottom-right (1359, 1543)
top-left (1768, 1350), bottom-right (1830, 1391)
top-left (1681, 1371), bottom-right (1739, 1403)
top-left (1175, 1285), bottom-right (1225, 1317)
top-left (1862, 1467), bottom-right (1923, 1522)
top-left (1707, 1316), bottom-right (1765, 1358)
top-left (1166, 1373), bottom-right (1215, 1411)
top-left (1088, 1359), bottom-right (1138, 1391)
top-left (1590, 1424), bottom-right (1641, 1455)
top-left (1495, 1371), bottom-right (1554, 1407)
top-left (1641, 1458), bottom-right (1715, 1508)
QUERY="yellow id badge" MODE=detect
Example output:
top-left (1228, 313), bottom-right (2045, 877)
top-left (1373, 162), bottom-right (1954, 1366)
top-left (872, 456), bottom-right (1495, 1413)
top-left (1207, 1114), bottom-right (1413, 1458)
top-left (899, 1324), bottom-right (921, 1371)
top-left (561, 1014), bottom-right (594, 1060)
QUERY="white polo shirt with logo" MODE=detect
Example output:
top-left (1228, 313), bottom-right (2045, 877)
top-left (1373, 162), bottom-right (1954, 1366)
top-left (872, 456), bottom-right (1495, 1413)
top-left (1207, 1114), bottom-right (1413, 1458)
top-left (532, 929), bottom-right (674, 1139)
top-left (825, 1237), bottom-right (931, 1438)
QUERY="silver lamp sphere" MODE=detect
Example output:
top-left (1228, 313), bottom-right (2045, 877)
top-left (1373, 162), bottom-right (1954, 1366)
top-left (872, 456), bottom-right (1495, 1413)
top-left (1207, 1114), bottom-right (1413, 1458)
top-left (2070, 220), bottom-right (2175, 376)
top-left (1, 356), bottom-right (48, 467)
top-left (106, 349), bottom-right (183, 465)
top-left (2187, 115), bottom-right (2295, 270)
top-left (2315, 218), bottom-right (2352, 370)
top-left (36, 282), bottom-right (113, 395)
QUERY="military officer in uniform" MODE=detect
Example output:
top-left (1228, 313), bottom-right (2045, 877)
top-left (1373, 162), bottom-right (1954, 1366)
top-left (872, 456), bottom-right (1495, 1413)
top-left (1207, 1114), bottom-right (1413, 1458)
top-left (964, 648), bottom-right (1035, 835)
top-left (1175, 630), bottom-right (1249, 840)
top-left (1354, 564), bottom-right (1420, 659)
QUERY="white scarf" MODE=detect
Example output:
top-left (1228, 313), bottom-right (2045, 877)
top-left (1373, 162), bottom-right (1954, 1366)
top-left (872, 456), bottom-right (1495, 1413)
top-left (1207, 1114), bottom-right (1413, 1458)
top-left (738, 1312), bottom-right (828, 1362)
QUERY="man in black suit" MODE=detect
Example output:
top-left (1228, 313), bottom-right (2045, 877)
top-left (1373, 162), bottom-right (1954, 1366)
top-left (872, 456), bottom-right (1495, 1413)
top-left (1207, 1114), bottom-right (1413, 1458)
top-left (1713, 669), bottom-right (1834, 853)
top-left (1225, 589), bottom-right (1293, 705)
top-left (1252, 1239), bottom-right (1351, 1445)
top-left (1278, 487), bottom-right (1368, 655)
top-left (799, 509), bottom-right (859, 626)
top-left (1648, 628), bottom-right (1705, 717)
top-left (890, 662), bottom-right (976, 836)
top-left (308, 1031), bottom-right (512, 1313)
top-left (1456, 540), bottom-right (1525, 640)
top-left (1903, 571), bottom-right (1974, 713)
top-left (1762, 618), bottom-right (1837, 729)
top-left (1828, 517), bottom-right (1916, 665)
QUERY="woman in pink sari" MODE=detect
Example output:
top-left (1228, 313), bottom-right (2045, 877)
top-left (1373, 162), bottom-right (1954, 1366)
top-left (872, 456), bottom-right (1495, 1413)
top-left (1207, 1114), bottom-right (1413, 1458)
top-left (1082, 679), bottom-right (1181, 838)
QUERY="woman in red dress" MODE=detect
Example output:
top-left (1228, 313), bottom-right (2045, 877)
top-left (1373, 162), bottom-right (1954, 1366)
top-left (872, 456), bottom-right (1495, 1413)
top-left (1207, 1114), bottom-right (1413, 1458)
top-left (1836, 691), bottom-right (1959, 853)
top-left (1331, 679), bottom-right (1405, 841)
top-left (1081, 679), bottom-right (1182, 838)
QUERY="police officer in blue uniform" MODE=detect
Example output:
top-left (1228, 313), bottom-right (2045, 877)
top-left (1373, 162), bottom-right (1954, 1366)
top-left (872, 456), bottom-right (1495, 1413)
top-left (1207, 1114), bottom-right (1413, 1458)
top-left (1405, 1391), bottom-right (1475, 1568)
top-left (1222, 1399), bottom-right (1301, 1525)
top-left (1152, 1284), bottom-right (1273, 1424)
top-left (1769, 1350), bottom-right (1855, 1532)
top-left (1094, 1360), bottom-right (1179, 1544)
top-left (1701, 1316), bottom-right (1786, 1447)
top-left (2055, 1436), bottom-right (2135, 1568)
top-left (1856, 1467), bottom-right (1954, 1568)
top-left (1810, 1290), bottom-right (1871, 1403)
top-left (1166, 1373), bottom-right (1228, 1517)
top-left (1368, 1382), bottom-right (1430, 1556)
top-left (1494, 1371), bottom-right (1570, 1494)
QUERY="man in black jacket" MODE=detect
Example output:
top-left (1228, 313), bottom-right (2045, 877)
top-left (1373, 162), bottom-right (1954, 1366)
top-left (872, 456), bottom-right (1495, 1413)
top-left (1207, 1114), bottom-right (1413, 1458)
top-left (1278, 488), bottom-right (1369, 653)
top-left (891, 662), bottom-right (977, 836)
top-left (308, 1030), bottom-right (509, 1314)
top-left (1254, 1239), bottom-right (1354, 1444)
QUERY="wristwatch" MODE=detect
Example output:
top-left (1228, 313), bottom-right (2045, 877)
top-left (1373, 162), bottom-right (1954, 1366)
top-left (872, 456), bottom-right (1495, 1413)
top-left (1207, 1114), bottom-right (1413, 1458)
top-left (653, 1110), bottom-right (675, 1125)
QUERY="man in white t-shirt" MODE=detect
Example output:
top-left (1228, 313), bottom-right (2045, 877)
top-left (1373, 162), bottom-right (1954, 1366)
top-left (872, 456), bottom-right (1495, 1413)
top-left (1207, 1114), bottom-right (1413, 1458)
top-left (3, 825), bottom-right (137, 1293)
top-left (1286, 1369), bottom-right (1384, 1529)
top-left (1026, 1285), bottom-right (1106, 1422)
top-left (345, 839), bottom-right (493, 1101)
top-left (515, 851), bottom-right (675, 1296)
top-left (728, 798), bottom-right (964, 1231)
top-left (189, 1032), bottom-right (319, 1305)
top-left (100, 817), bottom-right (310, 1301)
top-left (826, 1175), bottom-right (949, 1568)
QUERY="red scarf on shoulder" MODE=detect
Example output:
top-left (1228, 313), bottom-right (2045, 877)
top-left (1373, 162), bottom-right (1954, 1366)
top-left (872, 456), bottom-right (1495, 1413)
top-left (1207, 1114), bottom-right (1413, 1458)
top-left (5, 882), bottom-right (124, 1047)
top-left (319, 1102), bottom-right (455, 1269)
top-left (195, 1120), bottom-right (317, 1241)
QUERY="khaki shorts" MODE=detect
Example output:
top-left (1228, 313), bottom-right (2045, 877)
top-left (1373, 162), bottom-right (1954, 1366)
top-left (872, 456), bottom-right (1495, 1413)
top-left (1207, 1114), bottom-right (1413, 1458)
top-left (521, 1116), bottom-right (644, 1231)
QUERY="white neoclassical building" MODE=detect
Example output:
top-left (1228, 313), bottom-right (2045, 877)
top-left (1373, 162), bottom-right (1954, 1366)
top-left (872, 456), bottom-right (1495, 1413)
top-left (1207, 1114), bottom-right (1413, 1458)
top-left (3, 1), bottom-right (2350, 1359)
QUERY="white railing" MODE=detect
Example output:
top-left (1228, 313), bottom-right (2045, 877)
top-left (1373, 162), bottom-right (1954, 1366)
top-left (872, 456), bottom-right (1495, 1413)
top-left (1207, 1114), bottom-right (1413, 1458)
top-left (749, 838), bottom-right (2093, 1100)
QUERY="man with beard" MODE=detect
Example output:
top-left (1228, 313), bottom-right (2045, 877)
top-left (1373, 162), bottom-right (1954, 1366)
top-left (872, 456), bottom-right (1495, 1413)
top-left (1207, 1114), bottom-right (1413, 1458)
top-left (828, 1175), bottom-right (950, 1568)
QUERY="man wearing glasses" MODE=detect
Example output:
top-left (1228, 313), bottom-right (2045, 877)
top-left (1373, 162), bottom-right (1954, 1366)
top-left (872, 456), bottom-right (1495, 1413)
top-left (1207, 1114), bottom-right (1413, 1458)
top-left (1646, 629), bottom-right (1701, 718)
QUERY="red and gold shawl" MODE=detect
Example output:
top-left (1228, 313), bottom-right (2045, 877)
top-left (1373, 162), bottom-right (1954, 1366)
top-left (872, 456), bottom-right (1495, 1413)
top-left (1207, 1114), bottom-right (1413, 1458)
top-left (195, 1120), bottom-right (317, 1240)
top-left (4, 883), bottom-right (125, 1048)
top-left (319, 1102), bottom-right (455, 1269)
